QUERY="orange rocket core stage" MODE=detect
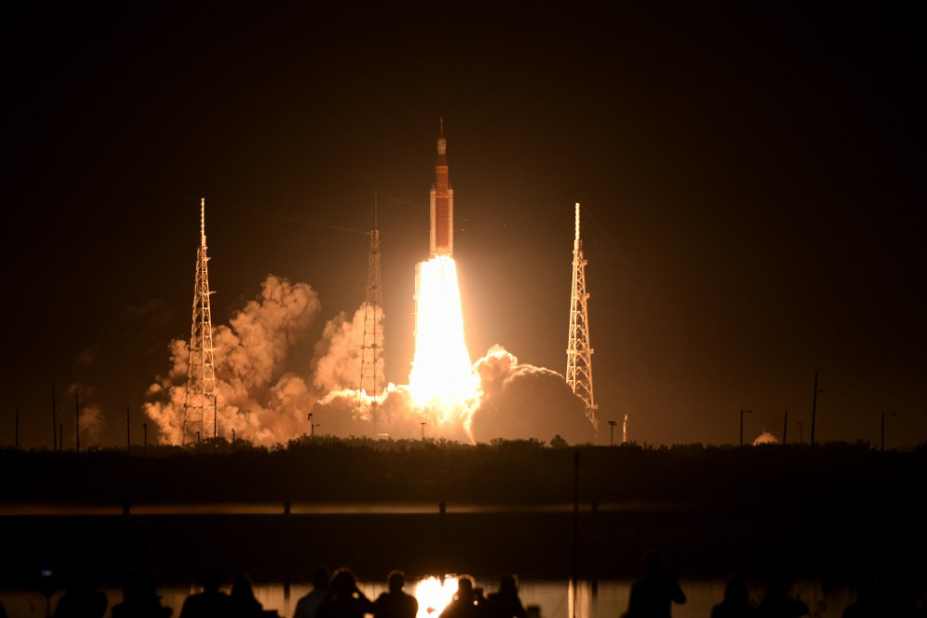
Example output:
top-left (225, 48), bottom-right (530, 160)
top-left (430, 122), bottom-right (454, 257)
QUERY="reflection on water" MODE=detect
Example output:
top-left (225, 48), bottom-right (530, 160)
top-left (414, 576), bottom-right (458, 618)
top-left (0, 577), bottom-right (855, 618)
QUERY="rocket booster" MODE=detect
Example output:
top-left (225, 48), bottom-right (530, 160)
top-left (430, 120), bottom-right (454, 258)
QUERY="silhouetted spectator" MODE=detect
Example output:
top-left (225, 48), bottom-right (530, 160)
top-left (295, 568), bottom-right (330, 618)
top-left (231, 574), bottom-right (265, 618)
top-left (711, 575), bottom-right (755, 618)
top-left (484, 576), bottom-right (527, 618)
top-left (53, 570), bottom-right (108, 618)
top-left (843, 576), bottom-right (918, 618)
top-left (318, 568), bottom-right (373, 618)
top-left (756, 577), bottom-right (807, 618)
top-left (112, 570), bottom-right (172, 618)
top-left (180, 567), bottom-right (232, 618)
top-left (0, 597), bottom-right (7, 618)
top-left (625, 552), bottom-right (686, 618)
top-left (373, 571), bottom-right (418, 618)
top-left (439, 576), bottom-right (484, 618)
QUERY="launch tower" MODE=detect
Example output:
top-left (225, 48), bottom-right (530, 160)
top-left (566, 202), bottom-right (597, 427)
top-left (360, 195), bottom-right (385, 436)
top-left (183, 198), bottom-right (218, 443)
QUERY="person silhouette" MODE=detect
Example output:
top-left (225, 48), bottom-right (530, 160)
top-left (711, 575), bottom-right (755, 618)
top-left (179, 567), bottom-right (232, 618)
top-left (230, 574), bottom-right (265, 618)
top-left (111, 570), bottom-right (173, 618)
top-left (439, 576), bottom-right (484, 618)
top-left (373, 571), bottom-right (418, 618)
top-left (484, 576), bottom-right (527, 618)
top-left (53, 569), bottom-right (108, 618)
top-left (295, 568), bottom-right (330, 618)
top-left (756, 577), bottom-right (807, 618)
top-left (843, 575), bottom-right (918, 618)
top-left (317, 568), bottom-right (373, 618)
top-left (625, 552), bottom-right (686, 618)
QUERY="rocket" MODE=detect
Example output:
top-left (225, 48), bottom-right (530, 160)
top-left (430, 119), bottom-right (454, 258)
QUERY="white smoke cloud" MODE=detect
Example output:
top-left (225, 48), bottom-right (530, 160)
top-left (67, 382), bottom-right (105, 446)
top-left (310, 345), bottom-right (595, 445)
top-left (144, 275), bottom-right (321, 445)
top-left (145, 275), bottom-right (594, 446)
top-left (311, 303), bottom-right (385, 394)
top-left (469, 346), bottom-right (596, 444)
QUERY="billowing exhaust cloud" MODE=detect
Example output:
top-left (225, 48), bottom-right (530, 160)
top-left (144, 275), bottom-right (321, 445)
top-left (469, 346), bottom-right (595, 444)
top-left (67, 382), bottom-right (105, 446)
top-left (310, 345), bottom-right (595, 444)
top-left (312, 303), bottom-right (385, 394)
top-left (145, 275), bottom-right (595, 446)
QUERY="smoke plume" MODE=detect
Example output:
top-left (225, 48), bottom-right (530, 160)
top-left (312, 303), bottom-right (385, 394)
top-left (146, 274), bottom-right (594, 446)
top-left (67, 382), bottom-right (105, 446)
top-left (310, 345), bottom-right (595, 444)
top-left (144, 275), bottom-right (321, 445)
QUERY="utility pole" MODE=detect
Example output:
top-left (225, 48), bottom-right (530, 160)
top-left (143, 423), bottom-right (148, 452)
top-left (740, 409), bottom-right (752, 446)
top-left (797, 422), bottom-right (803, 445)
top-left (126, 405), bottom-right (131, 451)
top-left (15, 408), bottom-right (19, 449)
top-left (810, 370), bottom-right (822, 445)
top-left (607, 420), bottom-right (617, 446)
top-left (782, 410), bottom-right (788, 444)
top-left (566, 203), bottom-right (597, 429)
top-left (421, 422), bottom-right (427, 441)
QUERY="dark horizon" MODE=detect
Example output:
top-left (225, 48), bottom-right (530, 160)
top-left (3, 3), bottom-right (924, 449)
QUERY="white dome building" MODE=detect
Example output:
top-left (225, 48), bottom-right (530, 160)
top-left (753, 431), bottom-right (780, 446)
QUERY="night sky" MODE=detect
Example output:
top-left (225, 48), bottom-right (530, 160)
top-left (3, 3), bottom-right (924, 448)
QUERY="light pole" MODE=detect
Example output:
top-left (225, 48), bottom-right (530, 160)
top-left (421, 422), bottom-right (427, 440)
top-left (307, 413), bottom-right (320, 438)
top-left (880, 412), bottom-right (897, 451)
top-left (739, 409), bottom-right (753, 446)
top-left (607, 420), bottom-right (617, 446)
top-left (797, 422), bottom-right (803, 445)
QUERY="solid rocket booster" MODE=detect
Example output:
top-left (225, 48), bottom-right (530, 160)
top-left (430, 121), bottom-right (453, 258)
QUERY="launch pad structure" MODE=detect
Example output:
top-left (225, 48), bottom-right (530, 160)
top-left (183, 198), bottom-right (218, 444)
top-left (360, 194), bottom-right (386, 437)
top-left (566, 202), bottom-right (597, 428)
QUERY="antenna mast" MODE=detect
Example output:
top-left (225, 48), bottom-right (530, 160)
top-left (360, 193), bottom-right (385, 437)
top-left (183, 198), bottom-right (218, 444)
top-left (566, 202), bottom-right (597, 429)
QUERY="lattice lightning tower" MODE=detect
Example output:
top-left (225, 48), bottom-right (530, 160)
top-left (360, 195), bottom-right (385, 437)
top-left (566, 202), bottom-right (597, 427)
top-left (183, 197), bottom-right (218, 444)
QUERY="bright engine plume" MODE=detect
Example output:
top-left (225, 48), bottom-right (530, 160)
top-left (408, 256), bottom-right (477, 407)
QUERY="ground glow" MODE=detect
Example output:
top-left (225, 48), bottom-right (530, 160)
top-left (414, 575), bottom-right (459, 618)
top-left (409, 257), bottom-right (478, 409)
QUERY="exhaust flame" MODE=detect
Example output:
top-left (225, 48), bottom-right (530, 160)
top-left (408, 256), bottom-right (478, 408)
